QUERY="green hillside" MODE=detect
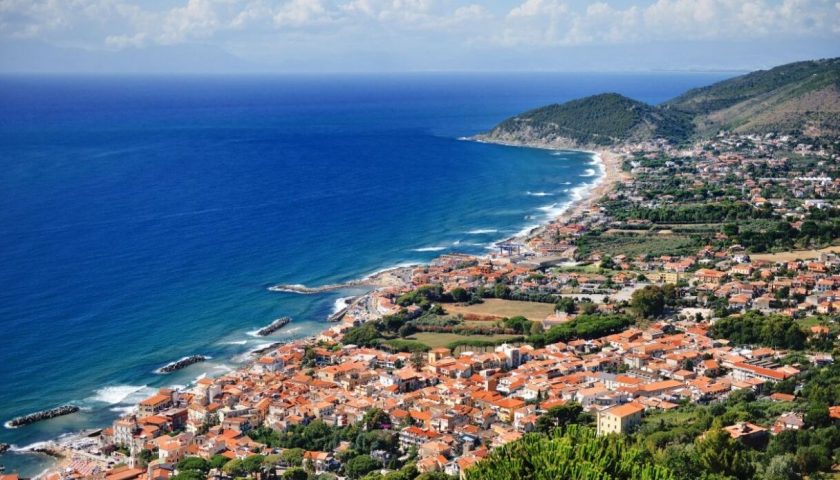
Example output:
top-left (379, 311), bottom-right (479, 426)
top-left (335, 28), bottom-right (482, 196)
top-left (482, 58), bottom-right (840, 146)
top-left (485, 93), bottom-right (693, 146)
top-left (666, 57), bottom-right (840, 136)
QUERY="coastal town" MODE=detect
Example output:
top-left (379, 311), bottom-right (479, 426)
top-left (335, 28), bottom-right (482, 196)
top-left (5, 125), bottom-right (838, 480)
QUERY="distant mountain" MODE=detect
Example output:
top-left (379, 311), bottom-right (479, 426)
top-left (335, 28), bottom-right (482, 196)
top-left (480, 58), bottom-right (840, 147)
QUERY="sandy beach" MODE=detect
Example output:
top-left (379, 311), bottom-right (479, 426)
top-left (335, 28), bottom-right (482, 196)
top-left (502, 147), bottom-right (625, 246)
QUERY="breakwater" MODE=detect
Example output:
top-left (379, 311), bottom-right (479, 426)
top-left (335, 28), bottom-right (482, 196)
top-left (255, 317), bottom-right (291, 336)
top-left (156, 355), bottom-right (208, 374)
top-left (6, 405), bottom-right (80, 428)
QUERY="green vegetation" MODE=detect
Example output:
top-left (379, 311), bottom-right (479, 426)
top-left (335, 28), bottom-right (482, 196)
top-left (711, 311), bottom-right (807, 350)
top-left (527, 313), bottom-right (633, 347)
top-left (246, 409), bottom-right (409, 478)
top-left (489, 93), bottom-right (693, 145)
top-left (534, 402), bottom-right (591, 434)
top-left (723, 216), bottom-right (840, 252)
top-left (630, 285), bottom-right (670, 318)
top-left (466, 363), bottom-right (840, 480)
top-left (488, 58), bottom-right (840, 144)
top-left (575, 231), bottom-right (703, 258)
top-left (614, 201), bottom-right (773, 224)
top-left (465, 425), bottom-right (676, 480)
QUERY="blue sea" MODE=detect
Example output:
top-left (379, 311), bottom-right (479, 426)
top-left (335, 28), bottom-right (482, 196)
top-left (0, 72), bottom-right (732, 475)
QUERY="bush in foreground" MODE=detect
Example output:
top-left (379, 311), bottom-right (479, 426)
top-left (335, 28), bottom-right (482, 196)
top-left (464, 425), bottom-right (675, 480)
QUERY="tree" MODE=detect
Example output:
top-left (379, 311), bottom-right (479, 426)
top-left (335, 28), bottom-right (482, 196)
top-left (694, 429), bottom-right (754, 479)
top-left (282, 467), bottom-right (309, 480)
top-left (362, 408), bottom-right (391, 431)
top-left (137, 449), bottom-right (155, 467)
top-left (631, 285), bottom-right (666, 318)
top-left (761, 454), bottom-right (799, 480)
top-left (449, 287), bottom-right (469, 303)
top-left (534, 402), bottom-right (585, 433)
top-left (722, 223), bottom-right (739, 237)
top-left (398, 323), bottom-right (417, 338)
top-left (579, 302), bottom-right (597, 315)
top-left (796, 444), bottom-right (832, 474)
top-left (345, 455), bottom-right (381, 479)
top-left (222, 459), bottom-right (245, 477)
top-left (415, 473), bottom-right (453, 480)
top-left (343, 323), bottom-right (380, 347)
top-left (503, 316), bottom-right (531, 334)
top-left (169, 472), bottom-right (204, 480)
top-left (805, 402), bottom-right (830, 428)
top-left (177, 457), bottom-right (210, 474)
top-left (241, 455), bottom-right (266, 474)
top-left (800, 220), bottom-right (819, 237)
top-left (281, 448), bottom-right (305, 466)
top-left (411, 351), bottom-right (425, 369)
top-left (556, 297), bottom-right (575, 314)
top-left (209, 454), bottom-right (231, 469)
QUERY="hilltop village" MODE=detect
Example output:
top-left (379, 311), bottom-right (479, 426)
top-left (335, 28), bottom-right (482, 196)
top-left (17, 128), bottom-right (839, 480)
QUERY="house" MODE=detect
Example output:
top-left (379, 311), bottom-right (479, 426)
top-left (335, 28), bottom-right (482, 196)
top-left (771, 412), bottom-right (804, 434)
top-left (138, 392), bottom-right (173, 418)
top-left (596, 402), bottom-right (644, 436)
top-left (494, 398), bottom-right (526, 423)
top-left (724, 422), bottom-right (768, 446)
top-left (730, 362), bottom-right (793, 382)
top-left (303, 451), bottom-right (333, 473)
top-left (695, 269), bottom-right (726, 283)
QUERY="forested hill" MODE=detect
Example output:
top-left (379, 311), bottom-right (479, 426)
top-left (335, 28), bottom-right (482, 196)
top-left (479, 93), bottom-right (693, 147)
top-left (479, 57), bottom-right (840, 148)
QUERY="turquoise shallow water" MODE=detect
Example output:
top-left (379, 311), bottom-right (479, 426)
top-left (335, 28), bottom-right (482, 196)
top-left (0, 72), bottom-right (732, 475)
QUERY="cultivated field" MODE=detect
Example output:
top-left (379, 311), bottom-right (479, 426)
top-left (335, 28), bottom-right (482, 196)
top-left (445, 298), bottom-right (556, 322)
top-left (749, 245), bottom-right (840, 262)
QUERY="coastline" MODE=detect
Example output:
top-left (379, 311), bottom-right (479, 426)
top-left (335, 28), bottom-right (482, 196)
top-left (471, 137), bottom-right (624, 246)
top-left (9, 139), bottom-right (626, 480)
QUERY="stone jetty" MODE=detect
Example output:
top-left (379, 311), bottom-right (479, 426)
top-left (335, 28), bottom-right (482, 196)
top-left (157, 355), bottom-right (208, 374)
top-left (6, 405), bottom-right (80, 428)
top-left (255, 317), bottom-right (291, 336)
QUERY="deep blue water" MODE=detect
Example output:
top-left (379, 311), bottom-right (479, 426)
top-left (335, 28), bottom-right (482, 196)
top-left (0, 72), bottom-right (732, 475)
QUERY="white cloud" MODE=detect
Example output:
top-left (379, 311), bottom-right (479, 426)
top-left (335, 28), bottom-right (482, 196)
top-left (494, 0), bottom-right (840, 47)
top-left (159, 0), bottom-right (221, 43)
top-left (273, 0), bottom-right (331, 27)
top-left (0, 0), bottom-right (837, 59)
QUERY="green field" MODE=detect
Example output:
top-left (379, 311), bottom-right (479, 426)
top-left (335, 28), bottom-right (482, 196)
top-left (445, 298), bottom-right (556, 322)
top-left (577, 232), bottom-right (702, 257)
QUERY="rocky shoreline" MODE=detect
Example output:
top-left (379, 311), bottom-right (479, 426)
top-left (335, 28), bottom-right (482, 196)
top-left (6, 405), bottom-right (80, 428)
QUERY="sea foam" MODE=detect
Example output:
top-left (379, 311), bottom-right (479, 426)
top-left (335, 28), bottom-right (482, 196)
top-left (412, 246), bottom-right (447, 252)
top-left (88, 385), bottom-right (151, 405)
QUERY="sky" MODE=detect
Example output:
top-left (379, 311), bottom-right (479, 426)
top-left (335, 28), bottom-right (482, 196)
top-left (0, 0), bottom-right (839, 73)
